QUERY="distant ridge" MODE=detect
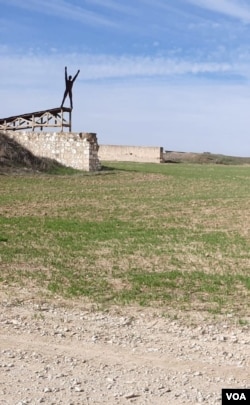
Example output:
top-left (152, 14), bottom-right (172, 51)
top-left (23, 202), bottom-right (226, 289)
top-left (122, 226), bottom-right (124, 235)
top-left (163, 151), bottom-right (250, 165)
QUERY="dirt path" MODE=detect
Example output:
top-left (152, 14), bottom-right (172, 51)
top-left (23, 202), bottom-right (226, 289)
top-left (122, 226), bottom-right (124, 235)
top-left (0, 289), bottom-right (249, 404)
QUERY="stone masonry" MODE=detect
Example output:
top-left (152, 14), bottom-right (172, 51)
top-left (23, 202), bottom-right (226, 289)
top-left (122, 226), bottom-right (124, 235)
top-left (4, 131), bottom-right (101, 172)
top-left (98, 144), bottom-right (163, 164)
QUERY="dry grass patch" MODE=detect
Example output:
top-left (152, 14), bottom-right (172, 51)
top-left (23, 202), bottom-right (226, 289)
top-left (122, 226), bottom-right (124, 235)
top-left (0, 162), bottom-right (250, 319)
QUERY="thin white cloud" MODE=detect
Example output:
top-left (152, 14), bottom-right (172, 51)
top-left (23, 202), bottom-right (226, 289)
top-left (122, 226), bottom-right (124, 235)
top-left (0, 50), bottom-right (233, 87)
top-left (84, 0), bottom-right (136, 15)
top-left (186, 0), bottom-right (250, 23)
top-left (0, 0), bottom-right (118, 27)
top-left (1, 0), bottom-right (250, 157)
top-left (82, 55), bottom-right (232, 79)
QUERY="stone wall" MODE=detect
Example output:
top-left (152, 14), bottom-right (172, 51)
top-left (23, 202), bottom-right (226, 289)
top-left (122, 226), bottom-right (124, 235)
top-left (4, 131), bottom-right (101, 172)
top-left (98, 144), bottom-right (163, 164)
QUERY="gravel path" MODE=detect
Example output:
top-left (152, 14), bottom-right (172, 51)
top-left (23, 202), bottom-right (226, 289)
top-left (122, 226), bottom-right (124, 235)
top-left (0, 289), bottom-right (249, 405)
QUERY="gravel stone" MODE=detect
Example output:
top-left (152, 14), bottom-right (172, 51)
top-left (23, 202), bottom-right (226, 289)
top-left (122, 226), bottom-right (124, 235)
top-left (0, 290), bottom-right (249, 405)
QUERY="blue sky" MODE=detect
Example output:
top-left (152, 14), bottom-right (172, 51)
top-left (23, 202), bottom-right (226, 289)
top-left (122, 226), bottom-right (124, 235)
top-left (1, 0), bottom-right (250, 155)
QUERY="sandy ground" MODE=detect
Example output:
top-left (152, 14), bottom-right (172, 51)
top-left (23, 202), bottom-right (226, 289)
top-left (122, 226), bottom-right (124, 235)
top-left (0, 287), bottom-right (249, 405)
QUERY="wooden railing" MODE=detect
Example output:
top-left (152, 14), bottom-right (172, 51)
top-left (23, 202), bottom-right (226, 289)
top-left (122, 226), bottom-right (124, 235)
top-left (0, 107), bottom-right (72, 132)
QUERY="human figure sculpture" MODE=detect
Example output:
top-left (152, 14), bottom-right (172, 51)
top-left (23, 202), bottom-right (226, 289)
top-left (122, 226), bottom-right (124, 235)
top-left (61, 66), bottom-right (80, 110)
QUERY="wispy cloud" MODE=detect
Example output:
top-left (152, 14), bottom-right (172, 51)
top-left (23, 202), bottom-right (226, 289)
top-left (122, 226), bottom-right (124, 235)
top-left (82, 55), bottom-right (232, 80)
top-left (1, 0), bottom-right (250, 156)
top-left (0, 0), bottom-right (118, 27)
top-left (0, 49), bottom-right (234, 87)
top-left (186, 0), bottom-right (250, 23)
top-left (84, 0), bottom-right (136, 15)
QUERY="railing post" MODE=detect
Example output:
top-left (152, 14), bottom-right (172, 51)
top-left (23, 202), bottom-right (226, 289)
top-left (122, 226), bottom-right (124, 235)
top-left (69, 109), bottom-right (72, 132)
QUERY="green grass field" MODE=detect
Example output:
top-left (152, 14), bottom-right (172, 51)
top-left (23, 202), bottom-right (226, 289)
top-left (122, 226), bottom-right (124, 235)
top-left (1, 162), bottom-right (250, 318)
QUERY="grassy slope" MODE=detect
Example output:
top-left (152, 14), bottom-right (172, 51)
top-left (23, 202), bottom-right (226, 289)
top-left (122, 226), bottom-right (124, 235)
top-left (0, 162), bottom-right (250, 319)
